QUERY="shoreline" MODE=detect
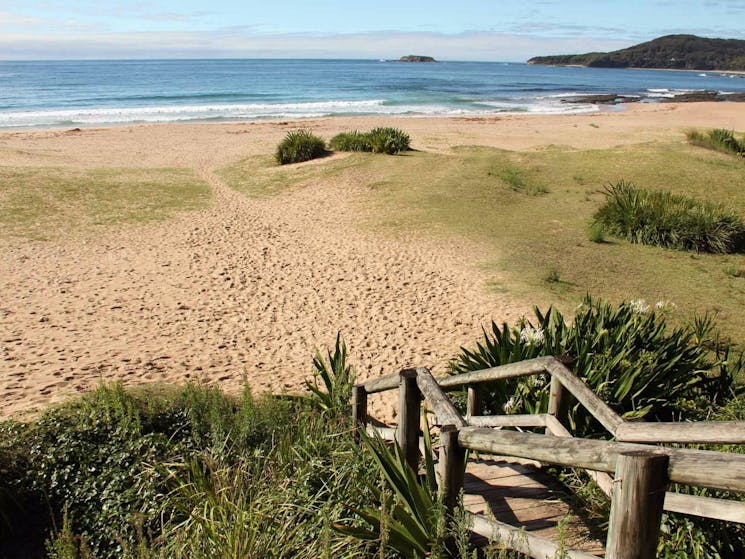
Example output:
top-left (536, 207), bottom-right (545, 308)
top-left (1, 102), bottom-right (743, 146)
top-left (2, 92), bottom-right (744, 134)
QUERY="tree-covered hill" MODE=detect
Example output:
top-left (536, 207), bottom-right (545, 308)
top-left (528, 34), bottom-right (745, 71)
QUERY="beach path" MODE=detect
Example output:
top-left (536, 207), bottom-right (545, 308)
top-left (0, 125), bottom-right (520, 419)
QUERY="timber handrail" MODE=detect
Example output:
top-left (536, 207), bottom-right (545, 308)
top-left (458, 427), bottom-right (745, 493)
top-left (360, 356), bottom-right (745, 444)
top-left (352, 358), bottom-right (745, 558)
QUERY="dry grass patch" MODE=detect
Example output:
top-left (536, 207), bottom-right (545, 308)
top-left (216, 153), bottom-right (359, 198)
top-left (0, 166), bottom-right (210, 241)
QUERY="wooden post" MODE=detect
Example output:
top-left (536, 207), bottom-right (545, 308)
top-left (398, 369), bottom-right (421, 472)
top-left (546, 374), bottom-right (568, 434)
top-left (439, 424), bottom-right (465, 558)
top-left (606, 450), bottom-right (669, 559)
top-left (466, 386), bottom-right (481, 417)
top-left (351, 385), bottom-right (368, 435)
top-left (439, 425), bottom-right (466, 513)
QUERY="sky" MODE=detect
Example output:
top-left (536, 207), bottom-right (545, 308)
top-left (2, 0), bottom-right (745, 61)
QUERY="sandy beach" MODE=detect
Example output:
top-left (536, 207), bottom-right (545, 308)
top-left (2, 102), bottom-right (745, 420)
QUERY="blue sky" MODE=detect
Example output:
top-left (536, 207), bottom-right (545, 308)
top-left (2, 0), bottom-right (745, 60)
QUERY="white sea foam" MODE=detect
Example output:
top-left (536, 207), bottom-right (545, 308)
top-left (476, 99), bottom-right (599, 115)
top-left (0, 99), bottom-right (400, 128)
top-left (0, 96), bottom-right (604, 127)
top-left (644, 88), bottom-right (696, 98)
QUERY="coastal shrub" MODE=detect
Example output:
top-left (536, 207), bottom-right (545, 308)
top-left (329, 131), bottom-right (371, 152)
top-left (330, 127), bottom-right (411, 155)
top-left (275, 129), bottom-right (327, 165)
top-left (450, 295), bottom-right (743, 433)
top-left (0, 379), bottom-right (370, 558)
top-left (687, 128), bottom-right (745, 158)
top-left (366, 127), bottom-right (411, 154)
top-left (593, 180), bottom-right (745, 253)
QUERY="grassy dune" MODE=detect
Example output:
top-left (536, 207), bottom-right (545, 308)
top-left (222, 141), bottom-right (745, 341)
top-left (0, 166), bottom-right (210, 240)
top-left (217, 153), bottom-right (358, 198)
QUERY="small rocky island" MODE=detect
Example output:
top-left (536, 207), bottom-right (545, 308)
top-left (399, 55), bottom-right (437, 62)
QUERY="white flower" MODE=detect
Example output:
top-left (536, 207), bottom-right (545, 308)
top-left (519, 326), bottom-right (545, 346)
top-left (503, 397), bottom-right (516, 413)
top-left (530, 374), bottom-right (547, 388)
top-left (629, 299), bottom-right (650, 314)
top-left (655, 300), bottom-right (677, 312)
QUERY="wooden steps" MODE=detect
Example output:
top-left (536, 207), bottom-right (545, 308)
top-left (462, 458), bottom-right (605, 555)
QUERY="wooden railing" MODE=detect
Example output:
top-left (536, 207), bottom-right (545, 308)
top-left (351, 357), bottom-right (745, 559)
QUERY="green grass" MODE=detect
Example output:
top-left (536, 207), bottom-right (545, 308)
top-left (687, 128), bottom-right (745, 158)
top-left (0, 166), bottom-right (210, 240)
top-left (249, 142), bottom-right (745, 341)
top-left (216, 153), bottom-right (359, 198)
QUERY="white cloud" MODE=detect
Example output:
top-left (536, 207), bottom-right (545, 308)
top-left (0, 29), bottom-right (633, 61)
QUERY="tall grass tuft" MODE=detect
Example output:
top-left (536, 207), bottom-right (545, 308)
top-left (330, 128), bottom-right (410, 155)
top-left (687, 128), bottom-right (745, 158)
top-left (593, 180), bottom-right (745, 253)
top-left (275, 129), bottom-right (327, 165)
top-left (366, 127), bottom-right (410, 154)
top-left (329, 131), bottom-right (371, 152)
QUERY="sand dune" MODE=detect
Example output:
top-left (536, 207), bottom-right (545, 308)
top-left (0, 129), bottom-right (519, 420)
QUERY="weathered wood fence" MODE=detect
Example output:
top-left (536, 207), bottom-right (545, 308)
top-left (351, 356), bottom-right (745, 559)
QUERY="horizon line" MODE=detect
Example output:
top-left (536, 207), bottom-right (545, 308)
top-left (0, 56), bottom-right (526, 63)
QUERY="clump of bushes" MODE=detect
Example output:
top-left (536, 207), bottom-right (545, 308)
top-left (687, 128), bottom-right (745, 158)
top-left (328, 131), bottom-right (371, 152)
top-left (0, 337), bottom-right (493, 559)
top-left (451, 295), bottom-right (742, 431)
top-left (593, 180), bottom-right (745, 253)
top-left (330, 127), bottom-right (410, 155)
top-left (0, 336), bottom-right (375, 559)
top-left (275, 129), bottom-right (327, 165)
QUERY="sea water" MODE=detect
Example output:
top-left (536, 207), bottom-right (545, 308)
top-left (0, 58), bottom-right (743, 128)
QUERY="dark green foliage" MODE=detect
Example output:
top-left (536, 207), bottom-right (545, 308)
top-left (529, 34), bottom-right (745, 71)
top-left (593, 180), bottom-right (745, 253)
top-left (687, 128), bottom-right (745, 158)
top-left (334, 432), bottom-right (445, 558)
top-left (330, 127), bottom-right (411, 155)
top-left (275, 129), bottom-right (327, 165)
top-left (0, 379), bottom-right (375, 559)
top-left (366, 127), bottom-right (411, 154)
top-left (329, 131), bottom-right (371, 152)
top-left (451, 296), bottom-right (742, 433)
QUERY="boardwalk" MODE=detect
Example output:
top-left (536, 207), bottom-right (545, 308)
top-left (463, 457), bottom-right (605, 555)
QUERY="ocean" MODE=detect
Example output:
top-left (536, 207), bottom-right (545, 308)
top-left (1, 58), bottom-right (744, 129)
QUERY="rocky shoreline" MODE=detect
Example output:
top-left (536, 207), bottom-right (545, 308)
top-left (562, 90), bottom-right (745, 105)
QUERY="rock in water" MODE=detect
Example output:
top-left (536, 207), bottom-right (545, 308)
top-left (399, 55), bottom-right (436, 62)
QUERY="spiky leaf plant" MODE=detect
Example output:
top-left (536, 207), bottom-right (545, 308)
top-left (334, 430), bottom-right (445, 558)
top-left (451, 296), bottom-right (743, 436)
top-left (305, 333), bottom-right (355, 417)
